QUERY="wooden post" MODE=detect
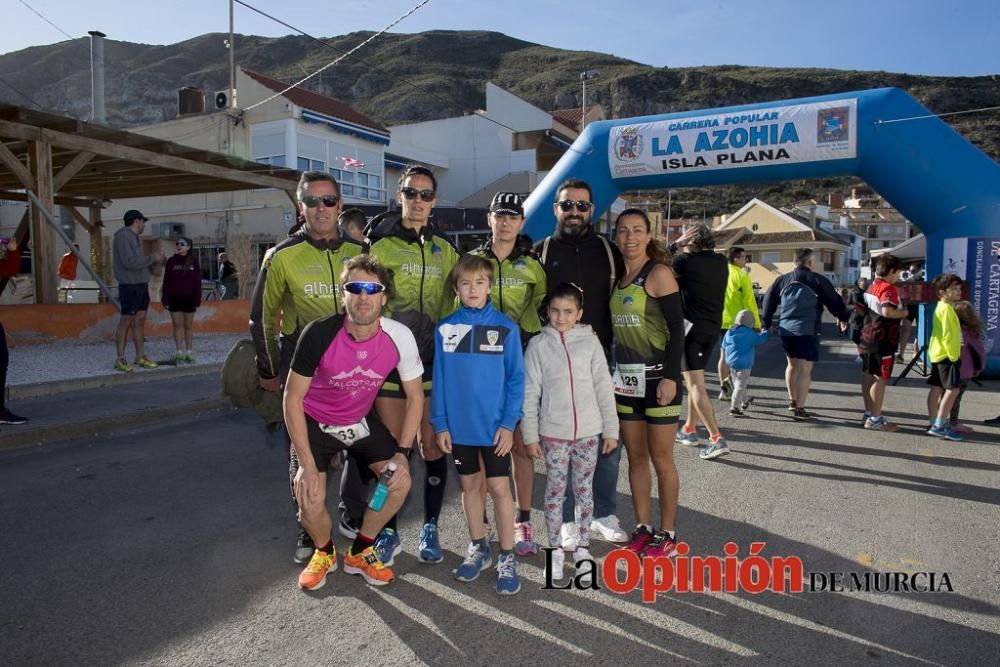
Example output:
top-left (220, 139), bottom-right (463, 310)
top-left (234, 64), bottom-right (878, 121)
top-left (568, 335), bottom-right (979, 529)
top-left (89, 205), bottom-right (105, 285)
top-left (28, 140), bottom-right (56, 304)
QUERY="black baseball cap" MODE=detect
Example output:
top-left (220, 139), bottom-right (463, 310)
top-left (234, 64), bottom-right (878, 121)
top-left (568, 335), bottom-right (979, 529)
top-left (489, 192), bottom-right (524, 217)
top-left (123, 209), bottom-right (148, 224)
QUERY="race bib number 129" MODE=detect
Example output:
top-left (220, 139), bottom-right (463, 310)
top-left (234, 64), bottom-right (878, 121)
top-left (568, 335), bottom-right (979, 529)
top-left (613, 363), bottom-right (645, 398)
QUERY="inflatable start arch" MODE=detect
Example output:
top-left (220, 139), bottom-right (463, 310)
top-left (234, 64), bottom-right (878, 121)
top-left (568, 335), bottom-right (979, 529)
top-left (523, 87), bottom-right (1000, 375)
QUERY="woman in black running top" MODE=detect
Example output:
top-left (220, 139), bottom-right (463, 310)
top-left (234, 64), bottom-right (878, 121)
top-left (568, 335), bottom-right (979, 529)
top-left (610, 209), bottom-right (685, 561)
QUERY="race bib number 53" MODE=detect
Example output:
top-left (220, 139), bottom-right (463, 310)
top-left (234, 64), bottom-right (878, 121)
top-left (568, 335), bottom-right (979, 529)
top-left (319, 417), bottom-right (371, 446)
top-left (613, 363), bottom-right (645, 398)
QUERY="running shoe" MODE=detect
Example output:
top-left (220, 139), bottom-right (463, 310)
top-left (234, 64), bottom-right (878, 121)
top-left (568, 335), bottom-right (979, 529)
top-left (455, 543), bottom-right (492, 582)
top-left (338, 514), bottom-right (359, 540)
top-left (298, 547), bottom-right (337, 591)
top-left (134, 356), bottom-right (158, 369)
top-left (729, 407), bottom-right (745, 417)
top-left (173, 351), bottom-right (186, 365)
top-left (293, 529), bottom-right (315, 565)
top-left (114, 358), bottom-right (133, 373)
top-left (343, 545), bottom-right (394, 586)
top-left (928, 424), bottom-right (964, 441)
top-left (467, 521), bottom-right (495, 556)
top-left (495, 553), bottom-right (521, 595)
top-left (741, 397), bottom-right (754, 411)
top-left (792, 407), bottom-right (813, 420)
top-left (950, 421), bottom-right (974, 434)
top-left (591, 515), bottom-right (629, 543)
top-left (514, 521), bottom-right (538, 556)
top-left (861, 411), bottom-right (871, 427)
top-left (642, 531), bottom-right (678, 559)
top-left (418, 520), bottom-right (444, 563)
top-left (373, 527), bottom-right (402, 567)
top-left (623, 525), bottom-right (653, 556)
top-left (719, 377), bottom-right (733, 402)
top-left (788, 400), bottom-right (797, 412)
top-left (573, 546), bottom-right (594, 564)
top-left (984, 415), bottom-right (1000, 425)
top-left (559, 521), bottom-right (579, 551)
top-left (0, 410), bottom-right (28, 425)
top-left (184, 351), bottom-right (196, 364)
top-left (699, 437), bottom-right (731, 460)
top-left (864, 417), bottom-right (899, 432)
top-left (676, 426), bottom-right (700, 446)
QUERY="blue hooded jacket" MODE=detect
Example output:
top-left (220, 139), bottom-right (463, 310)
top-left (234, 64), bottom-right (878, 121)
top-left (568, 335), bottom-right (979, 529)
top-left (430, 299), bottom-right (524, 446)
top-left (722, 314), bottom-right (769, 371)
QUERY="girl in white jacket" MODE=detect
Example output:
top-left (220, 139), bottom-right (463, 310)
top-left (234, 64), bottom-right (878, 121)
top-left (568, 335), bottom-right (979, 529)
top-left (522, 283), bottom-right (619, 579)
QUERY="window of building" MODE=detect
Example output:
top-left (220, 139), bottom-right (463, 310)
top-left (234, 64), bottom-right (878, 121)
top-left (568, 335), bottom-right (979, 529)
top-left (193, 244), bottom-right (224, 281)
top-left (760, 251), bottom-right (781, 264)
top-left (297, 157), bottom-right (326, 172)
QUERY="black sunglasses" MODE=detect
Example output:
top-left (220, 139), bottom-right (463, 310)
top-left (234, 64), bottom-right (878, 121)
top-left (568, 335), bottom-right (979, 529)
top-left (557, 199), bottom-right (592, 213)
top-left (343, 281), bottom-right (386, 295)
top-left (301, 195), bottom-right (341, 208)
top-left (400, 186), bottom-right (436, 202)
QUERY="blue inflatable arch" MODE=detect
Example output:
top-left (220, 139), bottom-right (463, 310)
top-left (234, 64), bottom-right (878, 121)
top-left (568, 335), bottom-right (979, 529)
top-left (523, 87), bottom-right (1000, 374)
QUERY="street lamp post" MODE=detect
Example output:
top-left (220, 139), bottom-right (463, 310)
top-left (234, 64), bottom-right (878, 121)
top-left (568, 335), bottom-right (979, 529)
top-left (580, 69), bottom-right (600, 130)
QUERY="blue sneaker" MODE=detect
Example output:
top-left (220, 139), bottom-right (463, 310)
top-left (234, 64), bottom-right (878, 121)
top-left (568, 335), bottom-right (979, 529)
top-left (699, 436), bottom-right (731, 460)
top-left (454, 543), bottom-right (491, 582)
top-left (676, 426), bottom-right (700, 446)
top-left (496, 553), bottom-right (521, 595)
top-left (417, 521), bottom-right (444, 563)
top-left (373, 527), bottom-right (402, 567)
top-left (928, 423), bottom-right (963, 441)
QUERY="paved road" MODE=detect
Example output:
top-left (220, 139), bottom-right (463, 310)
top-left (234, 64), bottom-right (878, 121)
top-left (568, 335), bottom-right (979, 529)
top-left (2, 328), bottom-right (999, 665)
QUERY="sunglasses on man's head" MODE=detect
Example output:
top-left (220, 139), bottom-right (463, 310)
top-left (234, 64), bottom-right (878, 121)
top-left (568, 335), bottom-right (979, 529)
top-left (301, 195), bottom-right (341, 208)
top-left (343, 281), bottom-right (386, 295)
top-left (399, 186), bottom-right (436, 202)
top-left (557, 199), bottom-right (592, 213)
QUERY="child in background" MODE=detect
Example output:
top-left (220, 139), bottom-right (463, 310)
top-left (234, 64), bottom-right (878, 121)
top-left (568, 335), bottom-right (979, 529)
top-left (721, 309), bottom-right (769, 416)
top-left (430, 255), bottom-right (525, 595)
top-left (947, 300), bottom-right (986, 434)
top-left (926, 274), bottom-right (965, 442)
top-left (522, 283), bottom-right (618, 580)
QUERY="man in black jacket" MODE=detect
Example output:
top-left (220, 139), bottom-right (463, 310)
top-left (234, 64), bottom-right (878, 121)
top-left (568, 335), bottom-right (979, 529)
top-left (534, 178), bottom-right (629, 547)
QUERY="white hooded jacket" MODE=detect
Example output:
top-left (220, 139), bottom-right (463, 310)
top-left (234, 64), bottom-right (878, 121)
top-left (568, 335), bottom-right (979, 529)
top-left (522, 324), bottom-right (619, 443)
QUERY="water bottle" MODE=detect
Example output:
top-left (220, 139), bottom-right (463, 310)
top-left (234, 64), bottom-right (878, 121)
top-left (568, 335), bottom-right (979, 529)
top-left (368, 462), bottom-right (397, 512)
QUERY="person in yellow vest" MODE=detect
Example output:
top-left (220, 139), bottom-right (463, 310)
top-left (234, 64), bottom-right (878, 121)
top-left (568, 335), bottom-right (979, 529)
top-left (717, 247), bottom-right (760, 401)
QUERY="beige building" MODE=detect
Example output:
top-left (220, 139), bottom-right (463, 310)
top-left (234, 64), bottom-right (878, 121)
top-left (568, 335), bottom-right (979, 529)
top-left (714, 198), bottom-right (852, 290)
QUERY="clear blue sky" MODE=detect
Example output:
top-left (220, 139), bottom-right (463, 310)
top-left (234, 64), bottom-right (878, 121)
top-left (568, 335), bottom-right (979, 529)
top-left (6, 0), bottom-right (999, 76)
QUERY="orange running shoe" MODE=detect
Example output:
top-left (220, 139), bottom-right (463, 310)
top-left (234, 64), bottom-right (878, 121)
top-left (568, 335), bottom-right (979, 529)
top-left (343, 545), bottom-right (395, 586)
top-left (298, 547), bottom-right (337, 591)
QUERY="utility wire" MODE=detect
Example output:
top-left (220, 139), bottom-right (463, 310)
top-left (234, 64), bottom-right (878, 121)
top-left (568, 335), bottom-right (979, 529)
top-left (876, 105), bottom-right (1000, 125)
top-left (0, 74), bottom-right (43, 109)
top-left (242, 0), bottom-right (432, 113)
top-left (17, 0), bottom-right (73, 40)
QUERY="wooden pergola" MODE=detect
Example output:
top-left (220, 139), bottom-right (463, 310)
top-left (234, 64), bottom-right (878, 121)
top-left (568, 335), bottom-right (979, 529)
top-left (0, 105), bottom-right (301, 303)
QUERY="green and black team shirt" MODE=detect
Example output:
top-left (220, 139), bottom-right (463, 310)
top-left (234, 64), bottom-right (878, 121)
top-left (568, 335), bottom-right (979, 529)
top-left (250, 230), bottom-right (362, 379)
top-left (365, 212), bottom-right (461, 365)
top-left (610, 260), bottom-right (668, 379)
top-left (469, 235), bottom-right (547, 338)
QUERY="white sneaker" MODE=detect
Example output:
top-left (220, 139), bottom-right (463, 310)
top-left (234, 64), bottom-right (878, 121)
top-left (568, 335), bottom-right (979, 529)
top-left (548, 549), bottom-right (565, 580)
top-left (560, 522), bottom-right (578, 551)
top-left (573, 546), bottom-right (593, 564)
top-left (591, 515), bottom-right (629, 543)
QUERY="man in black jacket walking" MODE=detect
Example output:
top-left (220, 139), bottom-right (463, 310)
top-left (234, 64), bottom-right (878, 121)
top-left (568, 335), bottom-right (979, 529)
top-left (534, 178), bottom-right (629, 548)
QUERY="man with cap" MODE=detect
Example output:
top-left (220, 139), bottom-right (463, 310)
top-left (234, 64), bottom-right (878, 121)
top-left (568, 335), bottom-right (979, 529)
top-left (470, 192), bottom-right (547, 555)
top-left (112, 209), bottom-right (163, 372)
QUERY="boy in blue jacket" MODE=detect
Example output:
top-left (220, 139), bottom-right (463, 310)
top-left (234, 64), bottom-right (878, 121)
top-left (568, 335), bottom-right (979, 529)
top-left (721, 309), bottom-right (769, 416)
top-left (431, 254), bottom-right (525, 594)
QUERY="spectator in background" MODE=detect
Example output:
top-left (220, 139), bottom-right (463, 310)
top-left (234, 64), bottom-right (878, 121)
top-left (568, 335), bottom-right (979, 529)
top-left (163, 236), bottom-right (202, 364)
top-left (847, 277), bottom-right (869, 347)
top-left (218, 252), bottom-right (239, 300)
top-left (718, 246), bottom-right (760, 402)
top-left (0, 236), bottom-right (27, 425)
top-left (112, 210), bottom-right (163, 373)
top-left (339, 208), bottom-right (368, 244)
top-left (761, 248), bottom-right (850, 420)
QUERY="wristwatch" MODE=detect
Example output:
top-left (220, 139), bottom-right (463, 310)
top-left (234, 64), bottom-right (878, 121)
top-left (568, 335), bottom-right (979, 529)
top-left (395, 446), bottom-right (414, 460)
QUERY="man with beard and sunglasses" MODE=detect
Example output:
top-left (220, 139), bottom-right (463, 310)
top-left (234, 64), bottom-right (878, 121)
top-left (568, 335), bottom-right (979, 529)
top-left (339, 165), bottom-right (460, 567)
top-left (250, 171), bottom-right (362, 565)
top-left (534, 178), bottom-right (629, 550)
top-left (285, 255), bottom-right (422, 591)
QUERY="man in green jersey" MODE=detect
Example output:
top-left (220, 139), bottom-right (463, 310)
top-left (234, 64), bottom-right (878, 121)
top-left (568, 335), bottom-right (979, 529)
top-left (249, 171), bottom-right (362, 564)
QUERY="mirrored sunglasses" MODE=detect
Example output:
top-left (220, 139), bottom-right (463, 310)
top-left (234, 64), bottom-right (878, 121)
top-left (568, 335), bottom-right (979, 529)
top-left (343, 281), bottom-right (386, 295)
top-left (399, 186), bottom-right (436, 202)
top-left (557, 199), bottom-right (592, 213)
top-left (301, 194), bottom-right (341, 208)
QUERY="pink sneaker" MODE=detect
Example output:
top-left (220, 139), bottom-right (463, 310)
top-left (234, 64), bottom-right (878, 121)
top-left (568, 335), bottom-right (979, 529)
top-left (642, 531), bottom-right (678, 559)
top-left (623, 525), bottom-right (653, 556)
top-left (514, 521), bottom-right (538, 556)
top-left (951, 422), bottom-right (974, 434)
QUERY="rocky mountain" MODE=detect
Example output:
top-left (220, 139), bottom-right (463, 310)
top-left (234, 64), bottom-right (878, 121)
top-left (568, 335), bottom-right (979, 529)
top-left (2, 30), bottom-right (998, 215)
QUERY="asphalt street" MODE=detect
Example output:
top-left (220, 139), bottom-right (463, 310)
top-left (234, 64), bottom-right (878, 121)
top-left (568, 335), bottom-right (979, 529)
top-left (1, 325), bottom-right (999, 666)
